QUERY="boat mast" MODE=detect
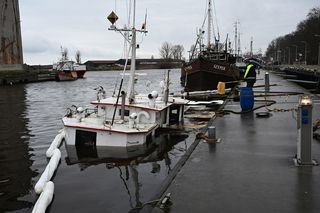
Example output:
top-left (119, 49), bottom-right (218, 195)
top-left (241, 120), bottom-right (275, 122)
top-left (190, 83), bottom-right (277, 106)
top-left (207, 0), bottom-right (212, 49)
top-left (234, 21), bottom-right (238, 57)
top-left (107, 0), bottom-right (147, 104)
top-left (127, 0), bottom-right (137, 103)
top-left (238, 29), bottom-right (241, 57)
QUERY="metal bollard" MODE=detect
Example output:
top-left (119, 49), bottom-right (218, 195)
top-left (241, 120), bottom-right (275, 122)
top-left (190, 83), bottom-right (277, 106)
top-left (208, 126), bottom-right (221, 143)
top-left (208, 126), bottom-right (216, 140)
top-left (295, 96), bottom-right (318, 166)
top-left (265, 72), bottom-right (270, 93)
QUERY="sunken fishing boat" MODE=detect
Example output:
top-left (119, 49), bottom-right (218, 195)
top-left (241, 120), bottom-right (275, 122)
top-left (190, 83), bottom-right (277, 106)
top-left (181, 0), bottom-right (240, 92)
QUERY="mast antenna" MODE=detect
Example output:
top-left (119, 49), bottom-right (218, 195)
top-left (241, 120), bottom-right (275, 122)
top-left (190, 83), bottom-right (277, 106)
top-left (250, 37), bottom-right (253, 57)
top-left (107, 0), bottom-right (148, 104)
top-left (238, 28), bottom-right (241, 57)
top-left (207, 0), bottom-right (212, 48)
top-left (212, 0), bottom-right (220, 43)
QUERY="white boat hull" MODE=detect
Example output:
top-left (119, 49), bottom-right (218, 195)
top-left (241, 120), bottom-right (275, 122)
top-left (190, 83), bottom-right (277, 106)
top-left (63, 124), bottom-right (156, 148)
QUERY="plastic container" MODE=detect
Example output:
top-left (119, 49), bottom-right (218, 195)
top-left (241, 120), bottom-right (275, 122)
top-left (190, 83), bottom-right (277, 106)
top-left (240, 87), bottom-right (254, 111)
top-left (217, 82), bottom-right (226, 95)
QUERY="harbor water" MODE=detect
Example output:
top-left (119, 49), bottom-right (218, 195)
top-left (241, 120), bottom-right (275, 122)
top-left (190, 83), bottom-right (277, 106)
top-left (0, 69), bottom-right (198, 213)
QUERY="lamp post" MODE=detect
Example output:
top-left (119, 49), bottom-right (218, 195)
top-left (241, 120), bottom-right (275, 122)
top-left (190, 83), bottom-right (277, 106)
top-left (301, 41), bottom-right (307, 65)
top-left (286, 47), bottom-right (290, 64)
top-left (277, 50), bottom-right (282, 64)
top-left (315, 35), bottom-right (320, 65)
top-left (292, 45), bottom-right (298, 64)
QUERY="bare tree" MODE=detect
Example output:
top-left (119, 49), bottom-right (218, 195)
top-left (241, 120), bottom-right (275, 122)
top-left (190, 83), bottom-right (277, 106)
top-left (61, 47), bottom-right (69, 61)
top-left (172, 45), bottom-right (185, 60)
top-left (75, 50), bottom-right (81, 64)
top-left (159, 42), bottom-right (173, 59)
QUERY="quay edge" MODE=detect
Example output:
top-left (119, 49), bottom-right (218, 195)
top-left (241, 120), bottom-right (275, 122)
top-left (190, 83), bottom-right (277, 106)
top-left (0, 65), bottom-right (57, 85)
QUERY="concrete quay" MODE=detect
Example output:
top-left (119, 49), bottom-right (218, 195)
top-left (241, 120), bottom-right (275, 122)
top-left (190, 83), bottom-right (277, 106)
top-left (0, 68), bottom-right (56, 85)
top-left (146, 70), bottom-right (320, 213)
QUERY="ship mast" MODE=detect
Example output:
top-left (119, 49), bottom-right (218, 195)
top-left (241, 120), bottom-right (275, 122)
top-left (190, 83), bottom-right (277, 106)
top-left (108, 0), bottom-right (147, 104)
top-left (127, 0), bottom-right (137, 103)
top-left (234, 21), bottom-right (238, 56)
top-left (207, 0), bottom-right (212, 49)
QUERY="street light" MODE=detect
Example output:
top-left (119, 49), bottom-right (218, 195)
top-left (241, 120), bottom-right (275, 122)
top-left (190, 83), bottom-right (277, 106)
top-left (286, 47), bottom-right (291, 64)
top-left (301, 41), bottom-right (307, 65)
top-left (277, 50), bottom-right (282, 64)
top-left (292, 45), bottom-right (298, 64)
top-left (314, 35), bottom-right (320, 63)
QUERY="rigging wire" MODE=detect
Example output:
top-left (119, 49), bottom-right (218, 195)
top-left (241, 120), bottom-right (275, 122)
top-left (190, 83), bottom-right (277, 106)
top-left (110, 43), bottom-right (132, 126)
top-left (113, 33), bottom-right (130, 97)
top-left (201, 0), bottom-right (208, 30)
top-left (212, 0), bottom-right (220, 41)
top-left (113, 0), bottom-right (132, 97)
top-left (128, 0), bottom-right (132, 28)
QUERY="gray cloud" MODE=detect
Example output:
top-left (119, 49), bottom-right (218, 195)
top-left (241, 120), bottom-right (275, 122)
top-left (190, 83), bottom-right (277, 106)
top-left (19, 0), bottom-right (319, 64)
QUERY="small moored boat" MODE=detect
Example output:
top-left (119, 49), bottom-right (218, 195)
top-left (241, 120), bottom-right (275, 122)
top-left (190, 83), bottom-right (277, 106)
top-left (62, 1), bottom-right (184, 148)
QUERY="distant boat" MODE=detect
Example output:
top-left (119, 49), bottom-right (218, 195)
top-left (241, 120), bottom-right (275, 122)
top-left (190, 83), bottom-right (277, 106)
top-left (53, 48), bottom-right (86, 81)
top-left (181, 0), bottom-right (240, 92)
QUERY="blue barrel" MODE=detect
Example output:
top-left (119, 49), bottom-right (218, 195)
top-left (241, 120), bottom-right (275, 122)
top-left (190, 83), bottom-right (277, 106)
top-left (240, 87), bottom-right (254, 111)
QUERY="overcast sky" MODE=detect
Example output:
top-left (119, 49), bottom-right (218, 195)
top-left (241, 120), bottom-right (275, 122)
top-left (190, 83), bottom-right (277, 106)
top-left (19, 0), bottom-right (319, 64)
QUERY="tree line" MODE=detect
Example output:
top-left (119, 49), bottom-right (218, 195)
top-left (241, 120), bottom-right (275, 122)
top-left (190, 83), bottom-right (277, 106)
top-left (265, 7), bottom-right (320, 65)
top-left (159, 42), bottom-right (185, 60)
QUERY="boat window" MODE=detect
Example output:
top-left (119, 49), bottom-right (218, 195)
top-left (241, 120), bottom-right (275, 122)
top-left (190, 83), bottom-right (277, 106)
top-left (75, 130), bottom-right (97, 148)
top-left (169, 106), bottom-right (180, 124)
top-left (118, 109), bottom-right (130, 116)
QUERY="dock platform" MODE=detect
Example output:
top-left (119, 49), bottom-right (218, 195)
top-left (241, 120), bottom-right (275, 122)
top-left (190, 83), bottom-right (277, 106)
top-left (0, 69), bottom-right (56, 85)
top-left (150, 70), bottom-right (320, 213)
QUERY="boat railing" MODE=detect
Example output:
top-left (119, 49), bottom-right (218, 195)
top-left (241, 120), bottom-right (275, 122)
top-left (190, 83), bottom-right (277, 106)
top-left (200, 51), bottom-right (228, 61)
top-left (85, 108), bottom-right (98, 117)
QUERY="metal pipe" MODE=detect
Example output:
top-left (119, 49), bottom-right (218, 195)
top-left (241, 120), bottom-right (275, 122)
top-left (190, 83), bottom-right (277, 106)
top-left (164, 70), bottom-right (170, 105)
top-left (253, 90), bottom-right (304, 94)
top-left (301, 41), bottom-right (307, 65)
top-left (265, 72), bottom-right (270, 93)
top-left (121, 91), bottom-right (126, 120)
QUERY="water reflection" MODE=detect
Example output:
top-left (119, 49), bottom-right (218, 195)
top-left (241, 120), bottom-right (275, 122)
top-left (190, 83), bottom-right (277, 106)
top-left (64, 131), bottom-right (188, 211)
top-left (0, 85), bottom-right (36, 212)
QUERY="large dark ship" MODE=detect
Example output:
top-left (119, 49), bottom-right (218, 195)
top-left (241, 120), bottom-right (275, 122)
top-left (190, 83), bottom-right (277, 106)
top-left (181, 0), bottom-right (240, 92)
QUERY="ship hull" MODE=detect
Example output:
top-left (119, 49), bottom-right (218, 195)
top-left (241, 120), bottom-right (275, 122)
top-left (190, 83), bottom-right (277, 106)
top-left (181, 58), bottom-right (240, 92)
top-left (76, 70), bottom-right (86, 78)
top-left (57, 71), bottom-right (77, 81)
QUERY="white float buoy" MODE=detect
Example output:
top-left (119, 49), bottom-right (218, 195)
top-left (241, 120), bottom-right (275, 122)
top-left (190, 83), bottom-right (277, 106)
top-left (32, 181), bottom-right (54, 213)
top-left (46, 130), bottom-right (65, 158)
top-left (35, 149), bottom-right (61, 194)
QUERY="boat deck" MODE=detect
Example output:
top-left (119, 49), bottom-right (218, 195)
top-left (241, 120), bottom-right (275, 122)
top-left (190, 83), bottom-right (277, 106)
top-left (63, 117), bottom-right (157, 133)
top-left (149, 70), bottom-right (320, 213)
top-left (91, 95), bottom-right (175, 112)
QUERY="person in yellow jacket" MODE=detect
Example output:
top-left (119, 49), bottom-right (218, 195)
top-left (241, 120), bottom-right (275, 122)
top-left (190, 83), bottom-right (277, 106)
top-left (244, 61), bottom-right (256, 87)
